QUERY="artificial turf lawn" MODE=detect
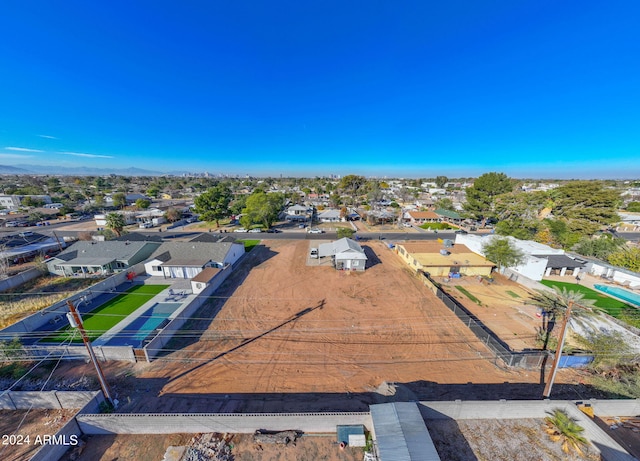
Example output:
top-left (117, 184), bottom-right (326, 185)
top-left (43, 284), bottom-right (169, 343)
top-left (539, 280), bottom-right (633, 318)
top-left (455, 286), bottom-right (482, 305)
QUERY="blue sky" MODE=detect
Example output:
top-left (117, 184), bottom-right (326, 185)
top-left (1, 1), bottom-right (639, 178)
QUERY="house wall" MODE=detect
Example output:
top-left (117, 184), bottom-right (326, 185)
top-left (144, 258), bottom-right (164, 277)
top-left (76, 412), bottom-right (371, 435)
top-left (425, 266), bottom-right (493, 278)
top-left (511, 256), bottom-right (548, 281)
top-left (222, 243), bottom-right (245, 267)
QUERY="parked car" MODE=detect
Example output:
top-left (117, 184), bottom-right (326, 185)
top-left (233, 228), bottom-right (248, 233)
top-left (455, 229), bottom-right (468, 234)
top-left (266, 228), bottom-right (281, 233)
top-left (402, 222), bottom-right (412, 228)
top-left (248, 228), bottom-right (263, 233)
top-left (307, 228), bottom-right (323, 234)
top-left (309, 248), bottom-right (319, 259)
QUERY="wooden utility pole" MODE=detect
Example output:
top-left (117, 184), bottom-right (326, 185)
top-left (66, 300), bottom-right (114, 406)
top-left (543, 300), bottom-right (574, 398)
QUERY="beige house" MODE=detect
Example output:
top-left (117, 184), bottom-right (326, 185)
top-left (396, 241), bottom-right (495, 277)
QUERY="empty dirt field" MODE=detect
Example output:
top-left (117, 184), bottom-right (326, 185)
top-left (136, 239), bottom-right (541, 401)
top-left (440, 274), bottom-right (542, 351)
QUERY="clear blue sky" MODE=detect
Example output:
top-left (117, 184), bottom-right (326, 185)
top-left (1, 1), bottom-right (638, 178)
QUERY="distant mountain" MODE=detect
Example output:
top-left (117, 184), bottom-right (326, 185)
top-left (11, 164), bottom-right (165, 176)
top-left (0, 164), bottom-right (33, 174)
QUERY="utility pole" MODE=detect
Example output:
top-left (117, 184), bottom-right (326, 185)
top-left (543, 300), bottom-right (573, 398)
top-left (52, 231), bottom-right (64, 253)
top-left (66, 300), bottom-right (114, 406)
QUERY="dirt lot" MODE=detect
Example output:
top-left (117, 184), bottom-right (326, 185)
top-left (125, 239), bottom-right (543, 411)
top-left (439, 274), bottom-right (541, 351)
top-left (62, 432), bottom-right (362, 461)
top-left (0, 409), bottom-right (77, 461)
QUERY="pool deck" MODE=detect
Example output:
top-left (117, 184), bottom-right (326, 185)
top-left (93, 283), bottom-right (196, 347)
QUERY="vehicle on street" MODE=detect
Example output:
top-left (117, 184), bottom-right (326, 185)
top-left (307, 228), bottom-right (323, 234)
top-left (248, 228), bottom-right (262, 233)
top-left (233, 228), bottom-right (247, 233)
top-left (266, 228), bottom-right (281, 233)
top-left (455, 229), bottom-right (468, 234)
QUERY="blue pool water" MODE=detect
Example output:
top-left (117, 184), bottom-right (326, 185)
top-left (594, 284), bottom-right (640, 307)
top-left (105, 302), bottom-right (181, 347)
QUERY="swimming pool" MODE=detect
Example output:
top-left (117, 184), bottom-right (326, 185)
top-left (104, 302), bottom-right (181, 347)
top-left (594, 284), bottom-right (640, 307)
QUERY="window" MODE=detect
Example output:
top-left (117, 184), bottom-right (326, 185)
top-left (353, 261), bottom-right (359, 266)
top-left (152, 266), bottom-right (161, 272)
top-left (54, 265), bottom-right (62, 271)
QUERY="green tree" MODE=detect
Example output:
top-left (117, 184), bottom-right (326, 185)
top-left (607, 247), bottom-right (640, 272)
top-left (105, 212), bottom-right (126, 237)
top-left (573, 235), bottom-right (626, 260)
top-left (230, 194), bottom-right (248, 216)
top-left (463, 172), bottom-right (514, 221)
top-left (544, 409), bottom-right (589, 456)
top-left (21, 196), bottom-right (45, 208)
top-left (241, 192), bottom-right (285, 229)
top-left (551, 181), bottom-right (621, 235)
top-left (627, 201), bottom-right (640, 212)
top-left (434, 197), bottom-right (454, 211)
top-left (336, 227), bottom-right (355, 239)
top-left (481, 237), bottom-right (524, 273)
top-left (135, 198), bottom-right (151, 210)
top-left (435, 175), bottom-right (448, 188)
top-left (112, 192), bottom-right (126, 209)
top-left (338, 174), bottom-right (366, 205)
top-left (528, 287), bottom-right (595, 350)
top-left (194, 184), bottom-right (232, 228)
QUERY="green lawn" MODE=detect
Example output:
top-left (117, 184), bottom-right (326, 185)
top-left (419, 222), bottom-right (453, 230)
top-left (506, 290), bottom-right (521, 298)
top-left (237, 239), bottom-right (260, 252)
top-left (43, 284), bottom-right (169, 343)
top-left (540, 280), bottom-right (639, 327)
top-left (455, 286), bottom-right (482, 305)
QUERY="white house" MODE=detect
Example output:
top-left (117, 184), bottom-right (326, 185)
top-left (318, 237), bottom-right (368, 271)
top-left (317, 209), bottom-right (341, 222)
top-left (144, 241), bottom-right (244, 279)
top-left (454, 234), bottom-right (572, 281)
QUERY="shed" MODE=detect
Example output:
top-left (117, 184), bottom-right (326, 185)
top-left (370, 402), bottom-right (440, 461)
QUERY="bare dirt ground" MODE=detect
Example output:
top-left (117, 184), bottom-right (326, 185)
top-left (117, 239), bottom-right (547, 412)
top-left (0, 409), bottom-right (77, 461)
top-left (427, 418), bottom-right (601, 461)
top-left (439, 274), bottom-right (542, 351)
top-left (62, 432), bottom-right (362, 461)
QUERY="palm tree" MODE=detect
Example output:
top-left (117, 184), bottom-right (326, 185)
top-left (105, 212), bottom-right (126, 237)
top-left (528, 286), bottom-right (596, 397)
top-left (544, 409), bottom-right (589, 455)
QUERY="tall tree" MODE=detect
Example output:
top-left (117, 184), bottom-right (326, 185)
top-left (241, 192), bottom-right (285, 229)
top-left (338, 174), bottom-right (366, 205)
top-left (105, 212), bottom-right (126, 237)
top-left (135, 198), bottom-right (151, 210)
top-left (464, 172), bottom-right (514, 221)
top-left (481, 236), bottom-right (525, 273)
top-left (435, 176), bottom-right (448, 188)
top-left (607, 247), bottom-right (640, 272)
top-left (112, 192), bottom-right (126, 209)
top-left (194, 184), bottom-right (233, 228)
top-left (550, 181), bottom-right (621, 235)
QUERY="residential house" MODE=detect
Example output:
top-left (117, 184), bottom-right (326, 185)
top-left (144, 241), bottom-right (244, 279)
top-left (434, 209), bottom-right (463, 225)
top-left (46, 241), bottom-right (161, 277)
top-left (455, 234), bottom-right (574, 281)
top-left (403, 211), bottom-right (440, 225)
top-left (396, 241), bottom-right (494, 277)
top-left (318, 237), bottom-right (368, 271)
top-left (285, 204), bottom-right (313, 222)
top-left (0, 195), bottom-right (52, 210)
top-left (317, 209), bottom-right (341, 223)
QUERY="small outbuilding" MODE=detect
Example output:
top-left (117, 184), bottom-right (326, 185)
top-left (318, 237), bottom-right (367, 271)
